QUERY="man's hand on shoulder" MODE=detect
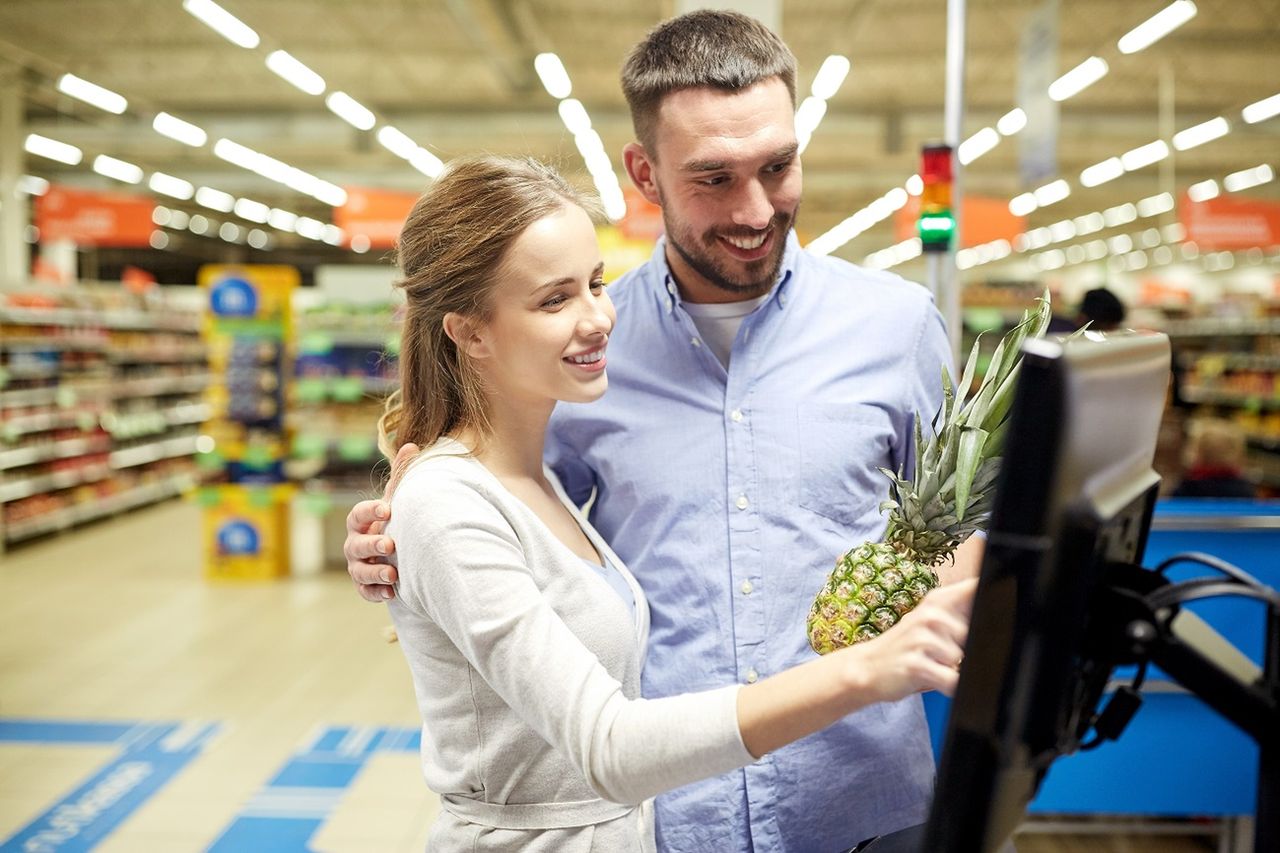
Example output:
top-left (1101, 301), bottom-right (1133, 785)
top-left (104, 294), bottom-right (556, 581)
top-left (346, 443), bottom-right (420, 602)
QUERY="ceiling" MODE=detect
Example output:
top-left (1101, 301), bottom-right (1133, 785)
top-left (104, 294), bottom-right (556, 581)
top-left (2, 0), bottom-right (1278, 277)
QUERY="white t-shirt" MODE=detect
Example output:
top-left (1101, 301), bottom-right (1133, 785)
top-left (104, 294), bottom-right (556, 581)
top-left (681, 294), bottom-right (769, 368)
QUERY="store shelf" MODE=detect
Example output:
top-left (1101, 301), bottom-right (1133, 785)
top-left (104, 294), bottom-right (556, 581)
top-left (0, 306), bottom-right (200, 332)
top-left (0, 437), bottom-right (111, 471)
top-left (109, 435), bottom-right (200, 470)
top-left (3, 476), bottom-right (194, 543)
top-left (108, 348), bottom-right (208, 365)
top-left (2, 409), bottom-right (104, 438)
top-left (0, 384), bottom-right (114, 409)
top-left (2, 338), bottom-right (108, 351)
top-left (0, 463), bottom-right (112, 503)
top-left (1162, 318), bottom-right (1280, 338)
top-left (113, 374), bottom-right (211, 399)
top-left (1177, 353), bottom-right (1280, 371)
top-left (1181, 388), bottom-right (1280, 410)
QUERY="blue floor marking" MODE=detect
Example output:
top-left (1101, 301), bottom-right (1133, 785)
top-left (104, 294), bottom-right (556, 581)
top-left (0, 719), bottom-right (220, 853)
top-left (207, 725), bottom-right (420, 852)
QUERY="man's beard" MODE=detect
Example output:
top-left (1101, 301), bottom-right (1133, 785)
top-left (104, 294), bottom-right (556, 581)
top-left (662, 203), bottom-right (798, 299)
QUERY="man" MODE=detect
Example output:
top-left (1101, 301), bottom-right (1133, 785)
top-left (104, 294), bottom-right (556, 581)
top-left (346, 11), bottom-right (982, 851)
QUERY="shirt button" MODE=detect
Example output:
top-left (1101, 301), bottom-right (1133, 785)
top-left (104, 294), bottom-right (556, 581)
top-left (779, 293), bottom-right (788, 306)
top-left (730, 409), bottom-right (743, 423)
top-left (741, 580), bottom-right (753, 595)
top-left (691, 337), bottom-right (702, 347)
top-left (665, 297), bottom-right (673, 311)
top-left (746, 668), bottom-right (759, 684)
top-left (666, 281), bottom-right (676, 295)
top-left (735, 494), bottom-right (749, 510)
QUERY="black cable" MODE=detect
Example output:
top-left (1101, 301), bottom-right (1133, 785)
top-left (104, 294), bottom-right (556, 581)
top-left (1153, 551), bottom-right (1267, 590)
top-left (1147, 581), bottom-right (1280, 612)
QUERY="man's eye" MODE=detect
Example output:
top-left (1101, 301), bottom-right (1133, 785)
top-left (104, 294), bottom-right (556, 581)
top-left (768, 160), bottom-right (792, 174)
top-left (701, 175), bottom-right (728, 186)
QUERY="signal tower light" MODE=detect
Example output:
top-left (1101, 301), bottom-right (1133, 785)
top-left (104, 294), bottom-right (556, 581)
top-left (918, 144), bottom-right (956, 253)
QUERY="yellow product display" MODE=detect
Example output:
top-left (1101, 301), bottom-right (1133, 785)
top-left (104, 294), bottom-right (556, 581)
top-left (201, 485), bottom-right (294, 581)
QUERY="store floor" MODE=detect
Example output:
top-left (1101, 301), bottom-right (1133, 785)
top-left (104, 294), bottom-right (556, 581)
top-left (0, 500), bottom-right (1217, 852)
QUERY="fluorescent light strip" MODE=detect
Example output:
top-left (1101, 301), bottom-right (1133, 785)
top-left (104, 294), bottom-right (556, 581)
top-left (92, 155), bottom-right (144, 184)
top-left (182, 0), bottom-right (260, 48)
top-left (1033, 179), bottom-right (1071, 207)
top-left (958, 127), bottom-right (999, 165)
top-left (1120, 139), bottom-right (1170, 171)
top-left (1172, 116), bottom-right (1229, 151)
top-left (1242, 92), bottom-right (1280, 124)
top-left (376, 125), bottom-right (419, 159)
top-left (410, 148), bottom-right (444, 179)
top-left (154, 112), bottom-right (208, 147)
top-left (1136, 192), bottom-right (1174, 217)
top-left (795, 96), bottom-right (828, 152)
top-left (557, 99), bottom-right (592, 135)
top-left (997, 108), bottom-right (1027, 136)
top-left (213, 137), bottom-right (347, 206)
top-left (149, 172), bottom-right (195, 200)
top-left (326, 91), bottom-right (376, 131)
top-left (266, 50), bottom-right (326, 96)
top-left (1080, 156), bottom-right (1124, 187)
top-left (811, 55), bottom-right (851, 100)
top-left (24, 133), bottom-right (82, 165)
top-left (19, 175), bottom-right (50, 196)
top-left (268, 208), bottom-right (299, 231)
top-left (1009, 192), bottom-right (1037, 217)
top-left (57, 73), bottom-right (128, 114)
top-left (1117, 1), bottom-right (1198, 55)
top-left (534, 53), bottom-right (572, 99)
top-left (234, 198), bottom-right (271, 223)
top-left (1048, 56), bottom-right (1109, 102)
top-left (1223, 164), bottom-right (1274, 192)
top-left (195, 186), bottom-right (235, 212)
top-left (1187, 178), bottom-right (1219, 202)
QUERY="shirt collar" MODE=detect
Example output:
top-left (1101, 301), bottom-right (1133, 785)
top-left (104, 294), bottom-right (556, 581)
top-left (649, 230), bottom-right (800, 317)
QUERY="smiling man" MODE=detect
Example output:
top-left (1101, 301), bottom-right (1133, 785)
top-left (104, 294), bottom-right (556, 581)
top-left (345, 10), bottom-right (980, 852)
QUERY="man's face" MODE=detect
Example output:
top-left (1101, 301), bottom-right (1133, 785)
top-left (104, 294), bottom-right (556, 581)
top-left (648, 77), bottom-right (802, 303)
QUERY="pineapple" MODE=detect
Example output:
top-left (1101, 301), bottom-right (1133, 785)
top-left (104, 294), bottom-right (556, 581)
top-left (807, 295), bottom-right (1054, 654)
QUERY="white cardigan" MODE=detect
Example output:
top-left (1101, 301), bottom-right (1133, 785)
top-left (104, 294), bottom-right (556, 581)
top-left (386, 438), bottom-right (753, 853)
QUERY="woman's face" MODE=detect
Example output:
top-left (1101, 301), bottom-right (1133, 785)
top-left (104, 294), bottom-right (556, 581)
top-left (470, 203), bottom-right (615, 408)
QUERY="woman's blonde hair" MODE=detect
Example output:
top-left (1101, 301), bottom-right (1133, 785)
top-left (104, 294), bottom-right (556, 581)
top-left (377, 155), bottom-right (592, 460)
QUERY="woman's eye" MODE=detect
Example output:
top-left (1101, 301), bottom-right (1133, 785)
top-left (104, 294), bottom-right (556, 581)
top-left (590, 279), bottom-right (606, 292)
top-left (542, 294), bottom-right (567, 308)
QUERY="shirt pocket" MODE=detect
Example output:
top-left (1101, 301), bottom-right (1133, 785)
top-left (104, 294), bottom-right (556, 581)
top-left (796, 402), bottom-right (895, 527)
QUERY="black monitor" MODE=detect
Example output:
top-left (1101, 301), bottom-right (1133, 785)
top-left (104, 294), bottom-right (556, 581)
top-left (923, 331), bottom-right (1173, 852)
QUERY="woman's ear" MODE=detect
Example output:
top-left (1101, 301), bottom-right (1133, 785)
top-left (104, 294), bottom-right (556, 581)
top-left (442, 312), bottom-right (491, 360)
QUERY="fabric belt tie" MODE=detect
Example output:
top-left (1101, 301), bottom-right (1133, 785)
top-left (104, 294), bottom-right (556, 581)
top-left (441, 794), bottom-right (633, 831)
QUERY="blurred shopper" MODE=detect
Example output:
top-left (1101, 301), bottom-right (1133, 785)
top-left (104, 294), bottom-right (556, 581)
top-left (378, 154), bottom-right (974, 853)
top-left (1172, 418), bottom-right (1258, 498)
top-left (1076, 286), bottom-right (1127, 331)
top-left (347, 11), bottom-right (983, 851)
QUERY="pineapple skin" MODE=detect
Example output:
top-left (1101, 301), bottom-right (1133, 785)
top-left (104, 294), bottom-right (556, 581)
top-left (807, 541), bottom-right (939, 654)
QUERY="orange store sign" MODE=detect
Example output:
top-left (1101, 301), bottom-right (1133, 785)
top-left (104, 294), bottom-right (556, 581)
top-left (35, 185), bottom-right (155, 247)
top-left (334, 187), bottom-right (421, 249)
top-left (1181, 192), bottom-right (1280, 250)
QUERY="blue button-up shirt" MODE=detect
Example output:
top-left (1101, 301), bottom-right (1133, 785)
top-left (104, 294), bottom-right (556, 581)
top-left (547, 232), bottom-right (953, 852)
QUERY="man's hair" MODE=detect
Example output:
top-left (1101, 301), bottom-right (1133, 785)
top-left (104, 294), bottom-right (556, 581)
top-left (620, 9), bottom-right (797, 155)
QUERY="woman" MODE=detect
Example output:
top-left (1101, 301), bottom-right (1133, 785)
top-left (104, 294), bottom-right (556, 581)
top-left (378, 155), bottom-right (973, 852)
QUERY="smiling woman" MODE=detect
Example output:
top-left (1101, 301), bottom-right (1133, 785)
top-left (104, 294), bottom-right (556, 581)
top-left (371, 154), bottom-right (975, 853)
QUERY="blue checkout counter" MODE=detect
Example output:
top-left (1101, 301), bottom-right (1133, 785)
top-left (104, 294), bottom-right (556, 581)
top-left (923, 498), bottom-right (1279, 818)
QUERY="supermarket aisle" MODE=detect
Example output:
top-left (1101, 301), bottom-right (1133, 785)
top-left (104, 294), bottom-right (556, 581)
top-left (0, 498), bottom-right (435, 852)
top-left (0, 499), bottom-right (1219, 852)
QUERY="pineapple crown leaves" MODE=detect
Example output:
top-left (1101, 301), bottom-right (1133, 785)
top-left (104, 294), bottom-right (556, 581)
top-left (881, 291), bottom-right (1053, 549)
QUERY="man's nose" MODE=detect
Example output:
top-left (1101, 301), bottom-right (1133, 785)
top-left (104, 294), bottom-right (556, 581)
top-left (731, 179), bottom-right (774, 230)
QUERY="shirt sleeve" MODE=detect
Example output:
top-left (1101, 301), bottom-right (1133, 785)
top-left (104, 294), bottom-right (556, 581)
top-left (391, 470), bottom-right (753, 806)
top-left (545, 420), bottom-right (598, 509)
top-left (894, 296), bottom-right (954, 478)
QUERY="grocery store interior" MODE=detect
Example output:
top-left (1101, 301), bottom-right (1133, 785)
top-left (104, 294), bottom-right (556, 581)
top-left (1, 0), bottom-right (1277, 851)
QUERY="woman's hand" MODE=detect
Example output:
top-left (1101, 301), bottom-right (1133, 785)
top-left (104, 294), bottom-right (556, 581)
top-left (845, 577), bottom-right (976, 702)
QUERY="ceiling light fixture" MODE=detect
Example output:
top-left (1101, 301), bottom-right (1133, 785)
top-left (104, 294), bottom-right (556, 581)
top-left (1048, 57), bottom-right (1109, 102)
top-left (265, 50), bottom-right (326, 96)
top-left (182, 0), bottom-right (260, 48)
top-left (534, 53), bottom-right (572, 99)
top-left (153, 112), bottom-right (208, 147)
top-left (57, 73), bottom-right (128, 114)
top-left (92, 154), bottom-right (144, 184)
top-left (1117, 1), bottom-right (1198, 54)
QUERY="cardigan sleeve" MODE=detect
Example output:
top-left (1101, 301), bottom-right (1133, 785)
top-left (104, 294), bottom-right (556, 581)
top-left (389, 464), bottom-right (754, 806)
